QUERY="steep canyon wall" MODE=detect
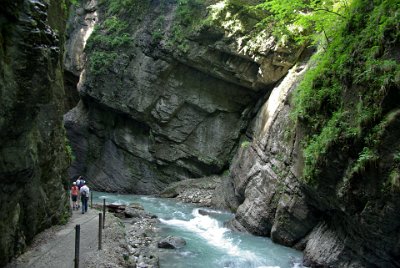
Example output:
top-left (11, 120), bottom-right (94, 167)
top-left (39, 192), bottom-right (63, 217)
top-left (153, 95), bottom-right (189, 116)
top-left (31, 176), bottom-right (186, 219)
top-left (64, 0), bottom-right (304, 193)
top-left (227, 1), bottom-right (400, 267)
top-left (0, 0), bottom-right (70, 265)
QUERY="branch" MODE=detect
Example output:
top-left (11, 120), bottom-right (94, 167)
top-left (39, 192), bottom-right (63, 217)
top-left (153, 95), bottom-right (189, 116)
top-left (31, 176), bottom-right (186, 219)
top-left (314, 8), bottom-right (346, 19)
top-left (323, 29), bottom-right (330, 46)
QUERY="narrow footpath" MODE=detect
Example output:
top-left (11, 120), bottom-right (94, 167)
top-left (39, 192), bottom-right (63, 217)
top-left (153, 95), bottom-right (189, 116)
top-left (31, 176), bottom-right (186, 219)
top-left (6, 207), bottom-right (124, 268)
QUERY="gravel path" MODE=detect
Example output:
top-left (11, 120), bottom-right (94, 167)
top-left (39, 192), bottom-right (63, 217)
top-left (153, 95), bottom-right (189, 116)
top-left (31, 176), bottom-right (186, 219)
top-left (7, 209), bottom-right (110, 268)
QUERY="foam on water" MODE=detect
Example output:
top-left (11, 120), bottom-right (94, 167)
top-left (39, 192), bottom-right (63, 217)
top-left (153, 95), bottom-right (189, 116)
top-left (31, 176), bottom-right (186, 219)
top-left (160, 208), bottom-right (263, 263)
top-left (92, 191), bottom-right (303, 268)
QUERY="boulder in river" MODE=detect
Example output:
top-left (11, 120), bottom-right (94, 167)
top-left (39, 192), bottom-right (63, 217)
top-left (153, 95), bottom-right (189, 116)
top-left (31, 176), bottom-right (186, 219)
top-left (157, 236), bottom-right (186, 249)
top-left (125, 207), bottom-right (156, 219)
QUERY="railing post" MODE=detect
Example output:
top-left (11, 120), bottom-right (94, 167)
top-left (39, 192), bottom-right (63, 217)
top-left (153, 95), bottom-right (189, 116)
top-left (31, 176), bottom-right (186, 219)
top-left (74, 224), bottom-right (80, 268)
top-left (102, 198), bottom-right (106, 229)
top-left (90, 192), bottom-right (93, 208)
top-left (98, 213), bottom-right (102, 250)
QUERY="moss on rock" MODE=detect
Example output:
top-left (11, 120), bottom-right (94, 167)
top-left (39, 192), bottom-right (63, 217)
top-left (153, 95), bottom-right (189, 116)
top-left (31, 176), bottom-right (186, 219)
top-left (0, 0), bottom-right (70, 264)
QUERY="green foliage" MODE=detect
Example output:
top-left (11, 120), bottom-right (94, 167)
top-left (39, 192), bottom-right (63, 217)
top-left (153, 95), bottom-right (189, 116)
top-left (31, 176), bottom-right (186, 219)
top-left (241, 140), bottom-right (251, 148)
top-left (64, 137), bottom-right (75, 163)
top-left (165, 0), bottom-right (204, 53)
top-left (382, 168), bottom-right (400, 193)
top-left (98, 0), bottom-right (148, 15)
top-left (85, 0), bottom-right (141, 74)
top-left (351, 147), bottom-right (378, 174)
top-left (176, 0), bottom-right (203, 23)
top-left (254, 0), bottom-right (349, 47)
top-left (393, 151), bottom-right (400, 163)
top-left (292, 0), bottom-right (400, 184)
top-left (103, 16), bottom-right (128, 32)
top-left (69, 0), bottom-right (79, 6)
top-left (302, 110), bottom-right (344, 181)
top-left (58, 209), bottom-right (70, 225)
top-left (389, 169), bottom-right (400, 187)
top-left (88, 32), bottom-right (132, 50)
top-left (86, 16), bottom-right (132, 51)
top-left (88, 51), bottom-right (118, 75)
top-left (152, 16), bottom-right (165, 42)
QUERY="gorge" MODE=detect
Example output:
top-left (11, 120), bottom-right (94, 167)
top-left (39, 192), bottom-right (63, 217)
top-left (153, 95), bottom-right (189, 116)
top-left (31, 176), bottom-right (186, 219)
top-left (0, 0), bottom-right (399, 267)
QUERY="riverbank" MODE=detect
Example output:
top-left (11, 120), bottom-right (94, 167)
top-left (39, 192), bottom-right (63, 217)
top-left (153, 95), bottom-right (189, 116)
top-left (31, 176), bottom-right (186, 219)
top-left (6, 208), bottom-right (128, 268)
top-left (5, 205), bottom-right (162, 268)
top-left (7, 189), bottom-right (302, 268)
top-left (158, 175), bottom-right (239, 211)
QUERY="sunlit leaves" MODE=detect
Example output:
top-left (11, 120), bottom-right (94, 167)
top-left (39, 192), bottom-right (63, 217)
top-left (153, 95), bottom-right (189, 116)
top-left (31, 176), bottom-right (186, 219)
top-left (254, 0), bottom-right (351, 47)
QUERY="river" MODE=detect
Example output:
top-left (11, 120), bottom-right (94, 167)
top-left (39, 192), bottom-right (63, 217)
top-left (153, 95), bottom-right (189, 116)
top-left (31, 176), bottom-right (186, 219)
top-left (92, 191), bottom-right (303, 268)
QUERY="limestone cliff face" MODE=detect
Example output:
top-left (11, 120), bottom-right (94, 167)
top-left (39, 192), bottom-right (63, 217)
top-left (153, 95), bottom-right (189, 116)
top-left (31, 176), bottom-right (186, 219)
top-left (64, 0), bottom-right (304, 193)
top-left (227, 2), bottom-right (400, 267)
top-left (230, 73), bottom-right (400, 267)
top-left (0, 0), bottom-right (70, 265)
top-left (228, 55), bottom-right (315, 240)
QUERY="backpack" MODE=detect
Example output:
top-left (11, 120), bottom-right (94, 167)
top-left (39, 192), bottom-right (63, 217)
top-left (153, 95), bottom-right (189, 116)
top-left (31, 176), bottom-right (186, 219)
top-left (81, 190), bottom-right (87, 197)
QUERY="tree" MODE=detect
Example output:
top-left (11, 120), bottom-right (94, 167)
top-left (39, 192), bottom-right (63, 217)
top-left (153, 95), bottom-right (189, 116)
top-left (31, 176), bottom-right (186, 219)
top-left (254, 0), bottom-right (350, 48)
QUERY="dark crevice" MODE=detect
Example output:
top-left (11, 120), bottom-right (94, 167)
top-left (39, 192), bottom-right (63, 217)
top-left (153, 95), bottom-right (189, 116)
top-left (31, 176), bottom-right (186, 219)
top-left (63, 69), bottom-right (80, 112)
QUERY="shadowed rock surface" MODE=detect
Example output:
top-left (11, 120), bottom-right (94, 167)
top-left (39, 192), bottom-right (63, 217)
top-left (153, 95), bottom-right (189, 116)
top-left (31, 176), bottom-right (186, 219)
top-left (0, 0), bottom-right (70, 265)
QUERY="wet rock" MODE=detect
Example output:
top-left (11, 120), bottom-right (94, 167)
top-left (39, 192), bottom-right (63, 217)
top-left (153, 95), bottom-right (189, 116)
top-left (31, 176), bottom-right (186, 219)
top-left (271, 193), bottom-right (318, 247)
top-left (107, 204), bottom-right (126, 213)
top-left (125, 208), bottom-right (156, 219)
top-left (198, 209), bottom-right (210, 216)
top-left (130, 203), bottom-right (145, 210)
top-left (157, 236), bottom-right (186, 249)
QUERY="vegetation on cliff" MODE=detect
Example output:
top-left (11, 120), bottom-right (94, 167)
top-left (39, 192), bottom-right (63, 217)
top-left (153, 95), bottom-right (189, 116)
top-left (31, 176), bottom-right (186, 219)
top-left (145, 0), bottom-right (399, 193)
top-left (77, 0), bottom-right (399, 185)
top-left (291, 0), bottom-right (400, 191)
top-left (85, 0), bottom-right (149, 74)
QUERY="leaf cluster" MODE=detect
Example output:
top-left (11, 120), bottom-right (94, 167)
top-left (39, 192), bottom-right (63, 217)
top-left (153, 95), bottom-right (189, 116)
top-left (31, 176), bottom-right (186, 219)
top-left (254, 0), bottom-right (350, 47)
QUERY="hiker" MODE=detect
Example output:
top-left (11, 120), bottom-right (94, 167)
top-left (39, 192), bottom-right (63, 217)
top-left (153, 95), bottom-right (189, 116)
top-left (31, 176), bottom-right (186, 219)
top-left (75, 176), bottom-right (83, 208)
top-left (71, 182), bottom-right (79, 210)
top-left (76, 176), bottom-right (82, 188)
top-left (80, 181), bottom-right (90, 214)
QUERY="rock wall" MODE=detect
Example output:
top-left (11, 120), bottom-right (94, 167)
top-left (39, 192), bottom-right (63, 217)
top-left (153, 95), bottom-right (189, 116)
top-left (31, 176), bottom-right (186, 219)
top-left (64, 0), bottom-right (304, 193)
top-left (0, 0), bottom-right (70, 265)
top-left (62, 0), bottom-right (400, 266)
top-left (228, 52), bottom-right (315, 239)
top-left (230, 58), bottom-right (400, 268)
top-left (227, 2), bottom-right (400, 266)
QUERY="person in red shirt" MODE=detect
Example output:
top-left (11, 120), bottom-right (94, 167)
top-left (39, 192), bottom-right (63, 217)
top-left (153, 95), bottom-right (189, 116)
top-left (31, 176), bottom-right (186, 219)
top-left (71, 182), bottom-right (79, 210)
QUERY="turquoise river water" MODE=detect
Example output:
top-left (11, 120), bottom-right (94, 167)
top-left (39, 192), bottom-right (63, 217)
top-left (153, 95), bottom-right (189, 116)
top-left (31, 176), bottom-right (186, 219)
top-left (92, 191), bottom-right (303, 268)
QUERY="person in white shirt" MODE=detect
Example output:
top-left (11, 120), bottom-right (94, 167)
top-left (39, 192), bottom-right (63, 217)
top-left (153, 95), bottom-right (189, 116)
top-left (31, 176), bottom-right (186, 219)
top-left (79, 181), bottom-right (90, 214)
